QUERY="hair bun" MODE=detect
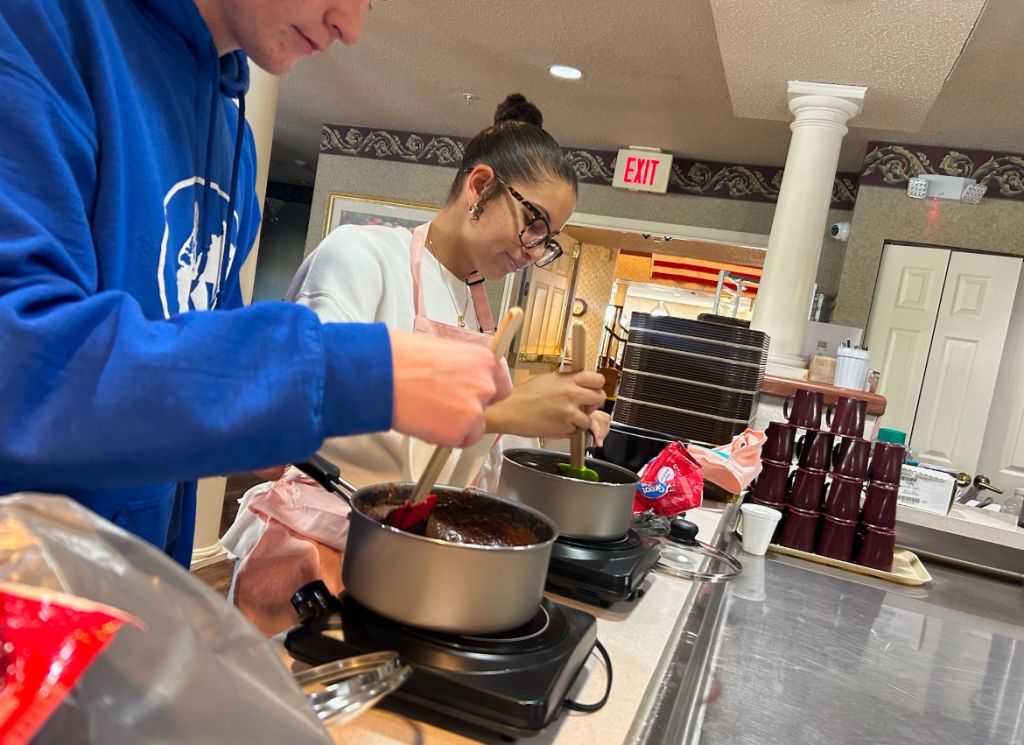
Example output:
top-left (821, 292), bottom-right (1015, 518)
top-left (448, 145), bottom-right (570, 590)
top-left (494, 94), bottom-right (543, 127)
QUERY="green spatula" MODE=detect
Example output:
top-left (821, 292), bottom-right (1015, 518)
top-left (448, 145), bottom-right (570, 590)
top-left (558, 323), bottom-right (600, 482)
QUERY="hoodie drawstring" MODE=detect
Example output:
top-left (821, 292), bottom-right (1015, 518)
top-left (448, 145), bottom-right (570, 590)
top-left (195, 55), bottom-right (246, 311)
top-left (216, 93), bottom-right (245, 309)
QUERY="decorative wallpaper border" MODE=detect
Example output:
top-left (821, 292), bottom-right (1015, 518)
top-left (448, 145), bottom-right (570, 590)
top-left (860, 141), bottom-right (1024, 201)
top-left (321, 123), bottom-right (859, 210)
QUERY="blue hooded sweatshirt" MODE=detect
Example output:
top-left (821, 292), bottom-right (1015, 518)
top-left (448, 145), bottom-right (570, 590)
top-left (0, 0), bottom-right (393, 564)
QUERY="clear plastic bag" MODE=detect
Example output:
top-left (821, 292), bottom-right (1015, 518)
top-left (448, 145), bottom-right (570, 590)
top-left (0, 494), bottom-right (333, 745)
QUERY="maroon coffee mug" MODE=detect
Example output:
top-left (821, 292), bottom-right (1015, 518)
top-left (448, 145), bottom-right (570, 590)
top-left (779, 506), bottom-right (819, 552)
top-left (798, 430), bottom-right (835, 471)
top-left (856, 525), bottom-right (896, 571)
top-left (869, 442), bottom-right (906, 485)
top-left (826, 396), bottom-right (868, 439)
top-left (824, 474), bottom-right (864, 521)
top-left (817, 514), bottom-right (858, 562)
top-left (787, 467), bottom-right (827, 511)
top-left (763, 421), bottom-right (798, 463)
top-left (862, 481), bottom-right (899, 529)
top-left (783, 388), bottom-right (824, 430)
top-left (753, 460), bottom-right (790, 505)
top-left (832, 437), bottom-right (871, 480)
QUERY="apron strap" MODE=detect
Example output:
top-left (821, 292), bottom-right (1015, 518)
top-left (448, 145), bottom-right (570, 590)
top-left (410, 222), bottom-right (431, 319)
top-left (468, 274), bottom-right (495, 333)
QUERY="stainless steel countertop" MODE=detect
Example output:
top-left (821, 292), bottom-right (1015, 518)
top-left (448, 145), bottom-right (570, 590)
top-left (696, 552), bottom-right (1024, 745)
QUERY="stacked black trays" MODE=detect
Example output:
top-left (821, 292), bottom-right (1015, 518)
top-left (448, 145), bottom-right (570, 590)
top-left (614, 313), bottom-right (769, 446)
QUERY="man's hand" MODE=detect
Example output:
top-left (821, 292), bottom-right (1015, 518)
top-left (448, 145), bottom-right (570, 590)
top-left (389, 329), bottom-right (509, 448)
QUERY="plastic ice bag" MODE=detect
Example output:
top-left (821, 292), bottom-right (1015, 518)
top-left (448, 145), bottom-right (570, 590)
top-left (0, 494), bottom-right (334, 745)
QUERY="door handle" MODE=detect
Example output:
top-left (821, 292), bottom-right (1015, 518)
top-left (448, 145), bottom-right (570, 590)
top-left (973, 474), bottom-right (1004, 495)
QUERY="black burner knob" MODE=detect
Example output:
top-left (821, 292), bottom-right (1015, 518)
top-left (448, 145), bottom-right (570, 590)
top-left (669, 518), bottom-right (699, 546)
top-left (291, 580), bottom-right (343, 624)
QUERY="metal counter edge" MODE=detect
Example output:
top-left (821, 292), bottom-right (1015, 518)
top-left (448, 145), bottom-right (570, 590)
top-left (624, 500), bottom-right (740, 745)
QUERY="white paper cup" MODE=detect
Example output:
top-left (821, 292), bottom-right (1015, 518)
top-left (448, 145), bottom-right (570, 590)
top-left (739, 503), bottom-right (783, 556)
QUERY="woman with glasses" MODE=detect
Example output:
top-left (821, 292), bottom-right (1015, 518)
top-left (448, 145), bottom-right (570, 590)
top-left (221, 96), bottom-right (608, 626)
top-left (275, 94), bottom-right (608, 491)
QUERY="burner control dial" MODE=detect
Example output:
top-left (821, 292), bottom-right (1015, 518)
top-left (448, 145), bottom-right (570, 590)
top-left (291, 580), bottom-right (343, 624)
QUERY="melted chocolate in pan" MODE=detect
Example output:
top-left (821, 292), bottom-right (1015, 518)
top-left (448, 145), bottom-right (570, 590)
top-left (357, 486), bottom-right (551, 547)
top-left (505, 449), bottom-right (637, 484)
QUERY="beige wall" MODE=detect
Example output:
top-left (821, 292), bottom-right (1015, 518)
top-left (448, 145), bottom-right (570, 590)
top-left (571, 244), bottom-right (620, 371)
top-left (833, 186), bottom-right (1024, 328)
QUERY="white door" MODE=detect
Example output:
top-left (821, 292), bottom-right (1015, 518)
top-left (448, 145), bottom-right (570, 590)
top-left (976, 263), bottom-right (1024, 493)
top-left (910, 252), bottom-right (1022, 473)
top-left (510, 238), bottom-right (580, 385)
top-left (865, 244), bottom-right (951, 435)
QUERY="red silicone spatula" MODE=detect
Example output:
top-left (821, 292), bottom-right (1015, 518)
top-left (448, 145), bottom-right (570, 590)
top-left (389, 307), bottom-right (524, 531)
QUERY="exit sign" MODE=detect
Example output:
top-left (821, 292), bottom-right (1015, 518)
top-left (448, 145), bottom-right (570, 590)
top-left (612, 148), bottom-right (673, 193)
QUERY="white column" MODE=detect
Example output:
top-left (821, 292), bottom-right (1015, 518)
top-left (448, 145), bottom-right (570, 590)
top-left (191, 476), bottom-right (228, 568)
top-left (191, 64), bottom-right (279, 569)
top-left (238, 63), bottom-right (280, 305)
top-left (751, 82), bottom-right (866, 378)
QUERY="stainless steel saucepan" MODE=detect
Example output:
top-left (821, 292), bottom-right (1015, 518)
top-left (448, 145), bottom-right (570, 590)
top-left (496, 448), bottom-right (639, 541)
top-left (296, 454), bottom-right (558, 635)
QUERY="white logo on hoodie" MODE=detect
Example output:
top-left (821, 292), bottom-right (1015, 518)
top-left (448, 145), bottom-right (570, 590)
top-left (157, 177), bottom-right (239, 318)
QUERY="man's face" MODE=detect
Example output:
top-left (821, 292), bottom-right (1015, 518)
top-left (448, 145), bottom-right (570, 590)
top-left (217, 0), bottom-right (370, 74)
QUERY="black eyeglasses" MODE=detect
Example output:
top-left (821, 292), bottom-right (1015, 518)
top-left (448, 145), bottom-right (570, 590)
top-left (491, 175), bottom-right (563, 268)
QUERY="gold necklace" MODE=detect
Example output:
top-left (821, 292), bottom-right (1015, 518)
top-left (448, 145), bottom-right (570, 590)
top-left (427, 234), bottom-right (470, 328)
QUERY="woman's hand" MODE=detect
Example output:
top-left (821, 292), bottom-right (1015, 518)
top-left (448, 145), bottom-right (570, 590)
top-left (485, 371), bottom-right (606, 438)
top-left (589, 410), bottom-right (611, 447)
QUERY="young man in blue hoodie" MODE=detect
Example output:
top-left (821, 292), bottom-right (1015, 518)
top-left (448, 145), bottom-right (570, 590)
top-left (0, 0), bottom-right (509, 566)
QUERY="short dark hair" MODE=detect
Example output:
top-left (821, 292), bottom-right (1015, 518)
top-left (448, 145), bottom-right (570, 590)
top-left (447, 94), bottom-right (578, 211)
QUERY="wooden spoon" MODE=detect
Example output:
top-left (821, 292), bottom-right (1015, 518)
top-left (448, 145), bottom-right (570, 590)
top-left (557, 323), bottom-right (600, 482)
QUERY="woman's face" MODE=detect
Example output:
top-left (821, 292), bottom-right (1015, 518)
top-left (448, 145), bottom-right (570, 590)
top-left (464, 169), bottom-right (577, 281)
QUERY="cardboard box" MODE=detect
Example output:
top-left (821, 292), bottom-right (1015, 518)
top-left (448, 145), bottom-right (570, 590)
top-left (898, 465), bottom-right (957, 515)
top-left (801, 321), bottom-right (864, 360)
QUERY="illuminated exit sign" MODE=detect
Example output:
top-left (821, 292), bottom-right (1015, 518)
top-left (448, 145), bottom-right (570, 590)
top-left (612, 148), bottom-right (673, 193)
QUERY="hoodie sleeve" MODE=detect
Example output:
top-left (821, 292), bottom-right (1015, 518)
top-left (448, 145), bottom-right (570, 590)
top-left (0, 58), bottom-right (393, 492)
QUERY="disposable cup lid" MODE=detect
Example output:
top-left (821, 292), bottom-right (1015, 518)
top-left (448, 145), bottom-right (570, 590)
top-left (877, 428), bottom-right (907, 444)
top-left (741, 503), bottom-right (782, 522)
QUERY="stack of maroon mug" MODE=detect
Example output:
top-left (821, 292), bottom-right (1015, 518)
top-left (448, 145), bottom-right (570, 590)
top-left (854, 439), bottom-right (905, 572)
top-left (751, 390), bottom-right (902, 571)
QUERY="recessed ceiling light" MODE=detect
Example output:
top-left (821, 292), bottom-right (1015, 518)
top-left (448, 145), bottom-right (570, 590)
top-left (549, 65), bottom-right (583, 80)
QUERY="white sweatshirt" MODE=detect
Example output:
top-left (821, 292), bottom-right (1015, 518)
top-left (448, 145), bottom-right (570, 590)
top-left (286, 224), bottom-right (504, 490)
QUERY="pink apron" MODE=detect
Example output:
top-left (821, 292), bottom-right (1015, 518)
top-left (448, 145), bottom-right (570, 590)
top-left (233, 222), bottom-right (508, 636)
top-left (407, 222), bottom-right (510, 486)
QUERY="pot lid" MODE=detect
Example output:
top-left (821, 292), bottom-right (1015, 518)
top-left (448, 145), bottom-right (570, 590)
top-left (654, 518), bottom-right (743, 582)
top-left (295, 651), bottom-right (411, 728)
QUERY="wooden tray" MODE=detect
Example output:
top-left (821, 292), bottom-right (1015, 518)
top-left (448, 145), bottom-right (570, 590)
top-left (766, 544), bottom-right (932, 586)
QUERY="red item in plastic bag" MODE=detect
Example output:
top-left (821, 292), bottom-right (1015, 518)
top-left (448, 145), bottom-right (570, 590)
top-left (634, 441), bottom-right (703, 516)
top-left (0, 583), bottom-right (142, 745)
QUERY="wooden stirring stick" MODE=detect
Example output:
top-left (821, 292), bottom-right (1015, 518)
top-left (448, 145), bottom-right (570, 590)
top-left (405, 307), bottom-right (525, 509)
top-left (568, 323), bottom-right (588, 471)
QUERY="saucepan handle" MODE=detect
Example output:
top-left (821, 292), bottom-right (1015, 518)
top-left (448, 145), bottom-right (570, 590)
top-left (295, 454), bottom-right (356, 505)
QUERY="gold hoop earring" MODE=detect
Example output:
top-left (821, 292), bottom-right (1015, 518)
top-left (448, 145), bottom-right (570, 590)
top-left (469, 201), bottom-right (482, 217)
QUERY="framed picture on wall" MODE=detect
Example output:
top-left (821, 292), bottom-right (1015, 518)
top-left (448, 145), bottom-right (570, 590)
top-left (322, 192), bottom-right (438, 238)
